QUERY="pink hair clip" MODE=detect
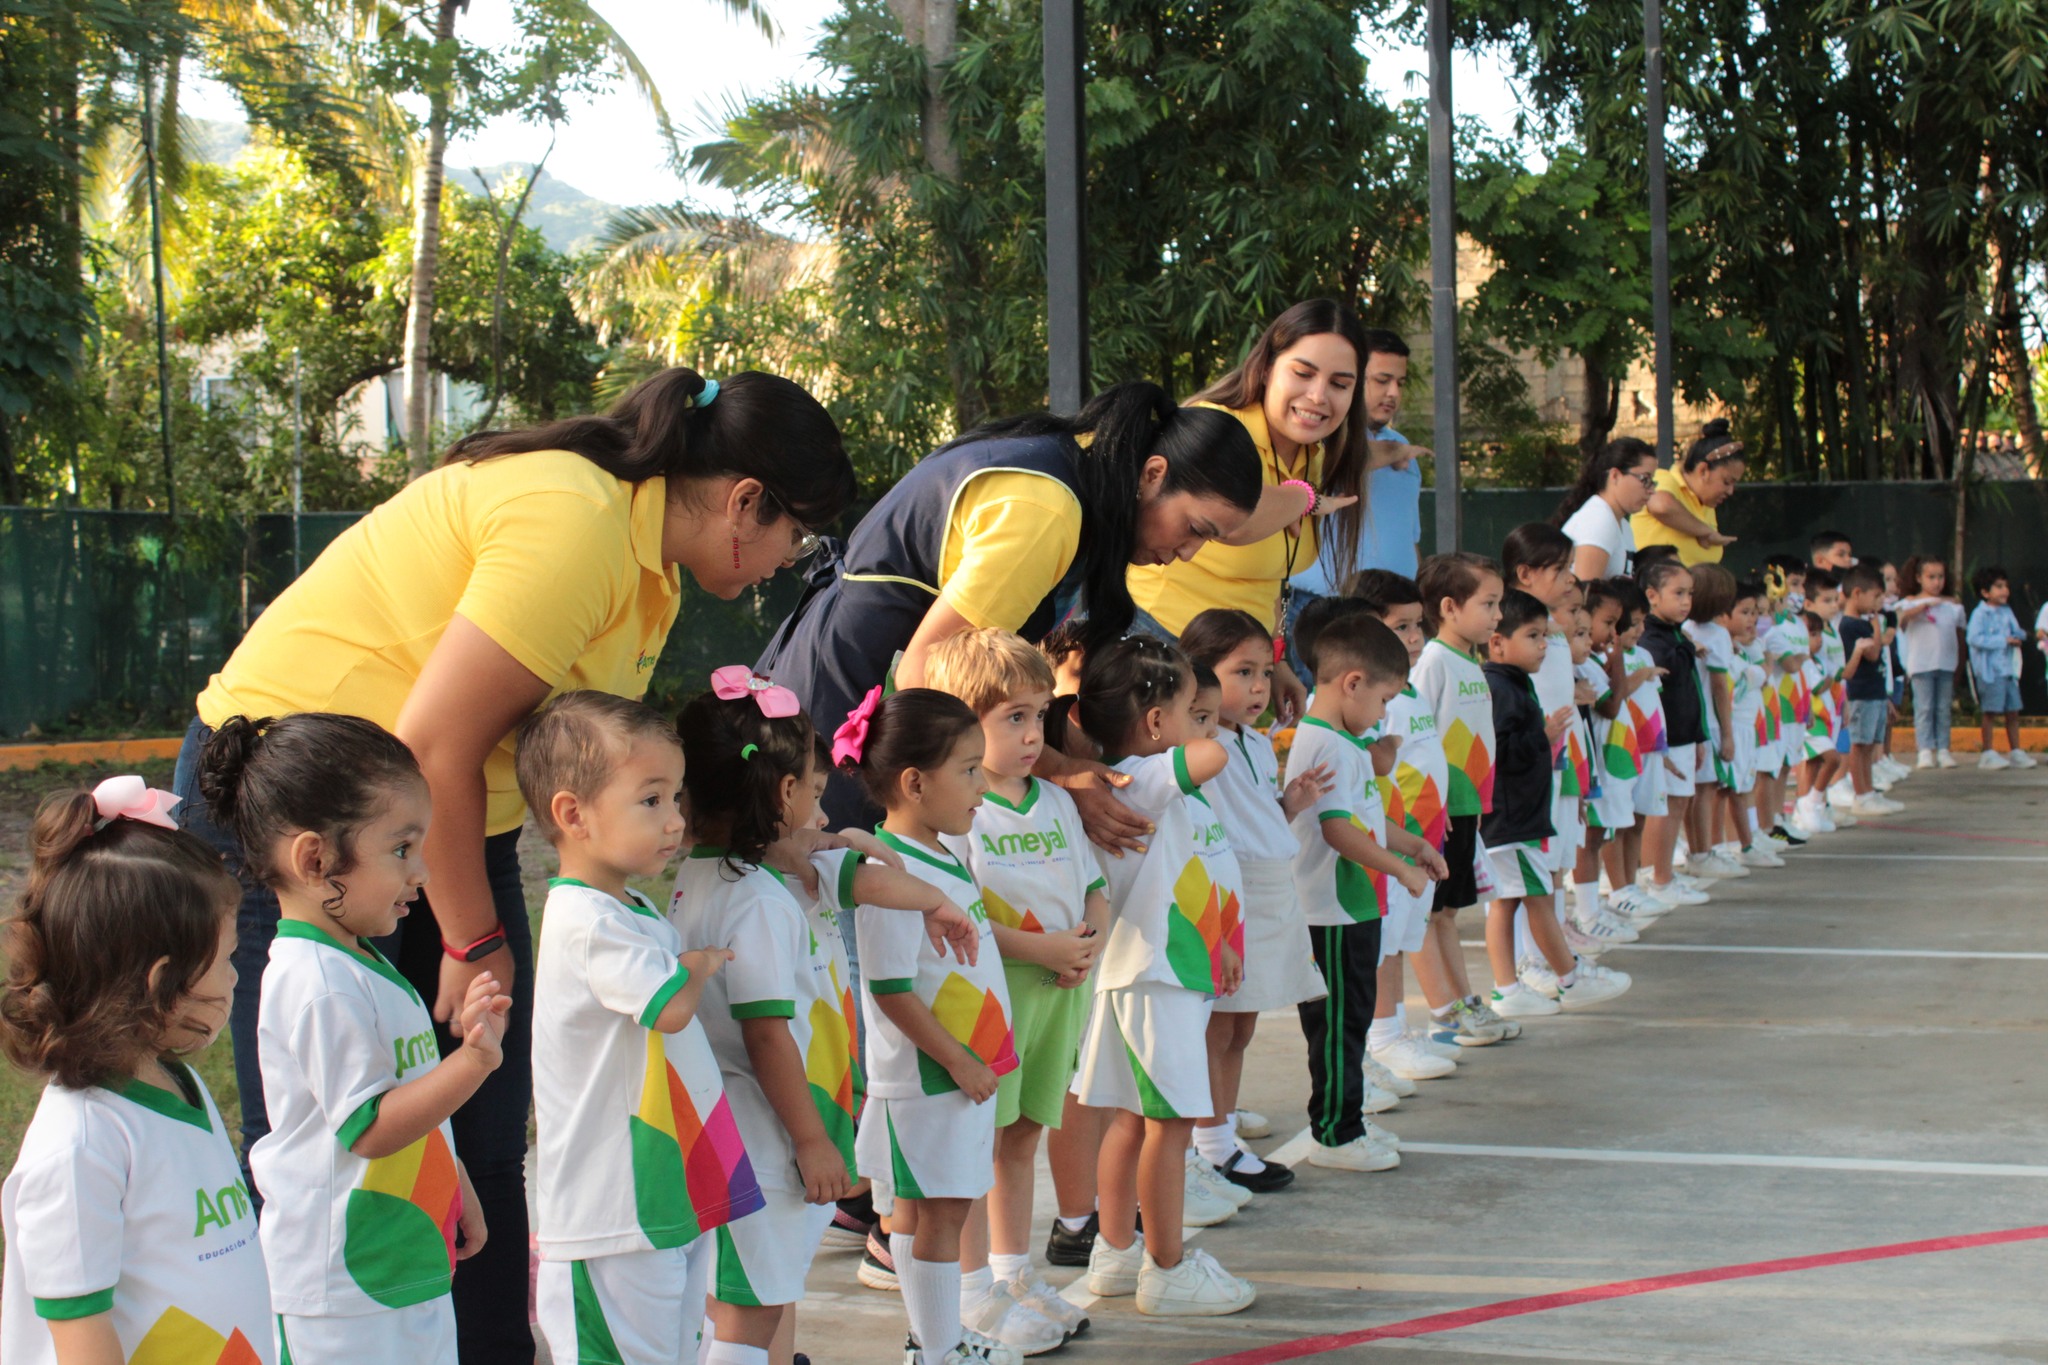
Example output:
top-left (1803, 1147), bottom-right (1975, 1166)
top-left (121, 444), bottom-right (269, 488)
top-left (832, 685), bottom-right (884, 768)
top-left (710, 665), bottom-right (801, 718)
top-left (91, 775), bottom-right (181, 832)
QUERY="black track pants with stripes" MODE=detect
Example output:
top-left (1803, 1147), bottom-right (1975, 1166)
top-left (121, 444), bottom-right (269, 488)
top-left (1296, 917), bottom-right (1382, 1148)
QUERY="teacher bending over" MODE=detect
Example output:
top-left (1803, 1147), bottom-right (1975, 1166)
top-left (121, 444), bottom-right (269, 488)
top-left (758, 382), bottom-right (1263, 845)
top-left (172, 367), bottom-right (856, 1364)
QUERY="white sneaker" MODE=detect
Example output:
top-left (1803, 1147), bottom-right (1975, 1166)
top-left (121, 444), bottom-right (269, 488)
top-left (1870, 767), bottom-right (1896, 792)
top-left (1180, 1161), bottom-right (1239, 1226)
top-left (1564, 920), bottom-right (1614, 957)
top-left (961, 1281), bottom-right (1068, 1357)
top-left (1917, 749), bottom-right (1936, 770)
top-left (1369, 1032), bottom-right (1456, 1080)
top-left (1644, 878), bottom-right (1710, 906)
top-left (1937, 749), bottom-right (1958, 768)
top-left (1830, 807), bottom-right (1858, 826)
top-left (924, 1339), bottom-right (1025, 1365)
top-left (1307, 1135), bottom-right (1402, 1171)
top-left (1361, 1077), bottom-right (1404, 1112)
top-left (1739, 845), bottom-right (1785, 868)
top-left (1690, 850), bottom-right (1751, 879)
top-left (1796, 798), bottom-right (1838, 832)
top-left (1755, 832), bottom-right (1790, 853)
top-left (1362, 1054), bottom-right (1416, 1099)
top-left (1185, 1148), bottom-right (1252, 1210)
top-left (1851, 793), bottom-right (1903, 815)
top-left (1558, 959), bottom-right (1632, 1008)
top-left (1491, 981), bottom-right (1561, 1017)
top-left (1518, 956), bottom-right (1561, 996)
top-left (1408, 1026), bottom-right (1463, 1061)
top-left (1570, 910), bottom-right (1638, 944)
top-left (1883, 756), bottom-right (1912, 782)
top-left (1086, 1233), bottom-right (1143, 1297)
top-left (2011, 751), bottom-right (2038, 769)
top-left (1135, 1247), bottom-right (1256, 1317)
top-left (1980, 749), bottom-right (2011, 770)
top-left (1233, 1108), bottom-right (1271, 1140)
top-left (1003, 1272), bottom-right (1089, 1338)
top-left (1361, 1117), bottom-right (1402, 1149)
top-left (1609, 888), bottom-right (1668, 924)
top-left (1827, 781), bottom-right (1857, 809)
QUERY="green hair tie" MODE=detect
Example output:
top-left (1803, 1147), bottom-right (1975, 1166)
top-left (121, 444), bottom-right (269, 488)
top-left (740, 743), bottom-right (759, 760)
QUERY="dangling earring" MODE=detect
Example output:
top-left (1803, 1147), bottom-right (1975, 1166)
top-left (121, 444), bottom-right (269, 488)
top-left (731, 529), bottom-right (742, 570)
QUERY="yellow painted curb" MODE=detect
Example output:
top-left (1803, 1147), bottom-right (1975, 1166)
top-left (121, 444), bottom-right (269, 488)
top-left (1889, 727), bottom-right (2048, 754)
top-left (0, 738), bottom-right (184, 772)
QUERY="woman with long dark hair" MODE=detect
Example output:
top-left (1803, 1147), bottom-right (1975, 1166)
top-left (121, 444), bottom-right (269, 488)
top-left (171, 367), bottom-right (855, 1363)
top-left (1555, 436), bottom-right (1658, 582)
top-left (757, 381), bottom-right (1263, 846)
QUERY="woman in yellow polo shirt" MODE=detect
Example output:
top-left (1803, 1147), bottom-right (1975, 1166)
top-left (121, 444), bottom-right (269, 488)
top-left (1630, 420), bottom-right (1747, 566)
top-left (1128, 299), bottom-right (1415, 719)
top-left (169, 367), bottom-right (854, 1362)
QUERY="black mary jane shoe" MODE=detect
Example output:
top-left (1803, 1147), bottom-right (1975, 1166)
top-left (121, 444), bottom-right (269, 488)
top-left (1219, 1149), bottom-right (1296, 1192)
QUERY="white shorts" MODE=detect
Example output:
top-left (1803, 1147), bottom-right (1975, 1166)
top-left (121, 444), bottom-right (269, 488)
top-left (1485, 841), bottom-right (1553, 901)
top-left (278, 1300), bottom-right (457, 1365)
top-left (1632, 760), bottom-right (1667, 816)
top-left (536, 1241), bottom-right (711, 1365)
top-left (714, 1184), bottom-right (833, 1306)
top-left (1662, 742), bottom-right (1699, 796)
top-left (857, 1090), bottom-right (997, 1202)
top-left (1589, 772), bottom-right (1636, 830)
top-left (1730, 730), bottom-right (1758, 794)
top-left (1222, 858), bottom-right (1325, 1013)
top-left (1377, 882), bottom-right (1430, 957)
top-left (1072, 981), bottom-right (1213, 1120)
top-left (1549, 787), bottom-right (1585, 869)
top-left (1471, 831), bottom-right (1498, 901)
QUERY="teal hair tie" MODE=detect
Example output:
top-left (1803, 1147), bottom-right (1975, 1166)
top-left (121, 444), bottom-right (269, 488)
top-left (739, 742), bottom-right (758, 760)
top-left (696, 378), bottom-right (720, 408)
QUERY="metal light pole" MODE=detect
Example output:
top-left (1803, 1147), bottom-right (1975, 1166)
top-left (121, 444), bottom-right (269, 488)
top-left (139, 56), bottom-right (176, 519)
top-left (1428, 0), bottom-right (1460, 551)
top-left (1044, 0), bottom-right (1089, 415)
top-left (1645, 0), bottom-right (1674, 465)
top-left (292, 349), bottom-right (305, 578)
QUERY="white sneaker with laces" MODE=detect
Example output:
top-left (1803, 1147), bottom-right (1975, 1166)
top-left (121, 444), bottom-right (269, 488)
top-left (1916, 749), bottom-right (1936, 770)
top-left (1362, 1054), bottom-right (1416, 1099)
top-left (1519, 956), bottom-right (1562, 996)
top-left (1003, 1272), bottom-right (1089, 1338)
top-left (1361, 1117), bottom-right (1402, 1149)
top-left (1692, 850), bottom-right (1751, 878)
top-left (1570, 910), bottom-right (1637, 944)
top-left (1086, 1234), bottom-right (1144, 1297)
top-left (1490, 982), bottom-right (1561, 1017)
top-left (2011, 750), bottom-right (2038, 769)
top-left (1135, 1247), bottom-right (1257, 1317)
top-left (1827, 781), bottom-right (1857, 809)
top-left (1369, 1032), bottom-right (1456, 1080)
top-left (1180, 1161), bottom-right (1239, 1226)
top-left (1755, 831), bottom-right (1790, 853)
top-left (1937, 749), bottom-right (1958, 768)
top-left (1739, 844), bottom-right (1785, 868)
top-left (1361, 1077), bottom-right (1403, 1112)
top-left (1185, 1148), bottom-right (1252, 1210)
top-left (1980, 749), bottom-right (2011, 770)
top-left (1851, 793), bottom-right (1903, 815)
top-left (1558, 959), bottom-right (1632, 1008)
top-left (1564, 920), bottom-right (1614, 957)
top-left (960, 1281), bottom-right (1068, 1357)
top-left (925, 1339), bottom-right (1026, 1365)
top-left (1307, 1135), bottom-right (1401, 1171)
top-left (1643, 878), bottom-right (1710, 906)
top-left (1408, 1026), bottom-right (1462, 1061)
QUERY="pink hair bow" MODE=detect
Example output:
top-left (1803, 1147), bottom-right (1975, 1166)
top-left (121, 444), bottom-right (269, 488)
top-left (92, 775), bottom-right (181, 832)
top-left (832, 685), bottom-right (884, 768)
top-left (710, 665), bottom-right (801, 718)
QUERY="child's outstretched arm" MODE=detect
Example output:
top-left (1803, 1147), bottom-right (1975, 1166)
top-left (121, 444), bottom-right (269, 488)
top-left (851, 862), bottom-right (978, 965)
top-left (871, 993), bottom-right (998, 1102)
top-left (349, 971), bottom-right (512, 1159)
top-left (741, 1017), bottom-right (853, 1205)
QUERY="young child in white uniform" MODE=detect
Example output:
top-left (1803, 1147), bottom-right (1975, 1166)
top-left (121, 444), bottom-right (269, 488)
top-left (838, 687), bottom-right (1023, 1365)
top-left (670, 674), bottom-right (980, 1365)
top-left (1, 777), bottom-right (274, 1365)
top-left (1604, 581), bottom-right (1672, 913)
top-left (1068, 636), bottom-right (1257, 1318)
top-left (200, 714), bottom-right (510, 1364)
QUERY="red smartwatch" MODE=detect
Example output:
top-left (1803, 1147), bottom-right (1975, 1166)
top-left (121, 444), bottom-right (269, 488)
top-left (443, 926), bottom-right (507, 963)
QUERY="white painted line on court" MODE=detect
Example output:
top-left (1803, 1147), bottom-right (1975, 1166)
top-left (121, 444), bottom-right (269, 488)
top-left (1457, 941), bottom-right (2048, 961)
top-left (1791, 852), bottom-right (2048, 862)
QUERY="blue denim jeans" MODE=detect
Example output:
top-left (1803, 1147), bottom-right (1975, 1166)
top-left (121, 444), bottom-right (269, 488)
top-left (1911, 670), bottom-right (1955, 751)
top-left (174, 717), bottom-right (537, 1364)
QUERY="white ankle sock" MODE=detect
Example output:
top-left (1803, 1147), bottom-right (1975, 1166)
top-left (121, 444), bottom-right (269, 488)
top-left (704, 1345), bottom-right (768, 1365)
top-left (1366, 1014), bottom-right (1402, 1049)
top-left (1192, 1122), bottom-right (1237, 1166)
top-left (903, 1254), bottom-right (963, 1356)
top-left (1056, 1213), bottom-right (1091, 1233)
top-left (988, 1251), bottom-right (1033, 1284)
top-left (959, 1264), bottom-right (992, 1306)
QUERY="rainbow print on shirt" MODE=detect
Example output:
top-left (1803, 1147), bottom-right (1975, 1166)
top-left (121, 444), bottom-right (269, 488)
top-left (628, 1031), bottom-right (762, 1247)
top-left (1604, 714), bottom-right (1642, 779)
top-left (1329, 814), bottom-right (1385, 924)
top-left (1441, 720), bottom-right (1495, 815)
top-left (1559, 725), bottom-right (1591, 797)
top-left (980, 885), bottom-right (1044, 934)
top-left (805, 964), bottom-right (864, 1168)
top-left (1162, 854), bottom-right (1245, 992)
top-left (130, 1308), bottom-right (262, 1365)
top-left (916, 972), bottom-right (1019, 1095)
top-left (1394, 762), bottom-right (1447, 850)
top-left (342, 1126), bottom-right (460, 1308)
top-left (1628, 695), bottom-right (1666, 756)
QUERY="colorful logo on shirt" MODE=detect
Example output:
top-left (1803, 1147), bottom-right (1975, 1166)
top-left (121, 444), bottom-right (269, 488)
top-left (1163, 854), bottom-right (1245, 992)
top-left (805, 965), bottom-right (864, 1168)
top-left (1331, 815), bottom-right (1385, 923)
top-left (1393, 762), bottom-right (1446, 849)
top-left (130, 1307), bottom-right (262, 1365)
top-left (629, 1031), bottom-right (763, 1247)
top-left (1556, 726), bottom-right (1590, 797)
top-left (1441, 719), bottom-right (1495, 815)
top-left (916, 973), bottom-right (1020, 1095)
top-left (980, 885), bottom-right (1045, 934)
top-left (1628, 696), bottom-right (1666, 755)
top-left (343, 1127), bottom-right (459, 1307)
top-left (1604, 716), bottom-right (1642, 779)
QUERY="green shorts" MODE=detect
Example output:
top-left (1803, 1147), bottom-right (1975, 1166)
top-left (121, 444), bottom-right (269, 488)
top-left (995, 960), bottom-right (1094, 1128)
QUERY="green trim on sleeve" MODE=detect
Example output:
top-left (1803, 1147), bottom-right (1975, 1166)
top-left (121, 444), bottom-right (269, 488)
top-left (836, 851), bottom-right (863, 911)
top-left (637, 964), bottom-right (692, 1028)
top-left (731, 999), bottom-right (797, 1020)
top-left (1086, 876), bottom-right (1106, 894)
top-left (867, 977), bottom-right (917, 995)
top-left (34, 1288), bottom-right (115, 1321)
top-left (1172, 746), bottom-right (1197, 795)
top-left (1318, 809), bottom-right (1355, 822)
top-left (336, 1092), bottom-right (383, 1150)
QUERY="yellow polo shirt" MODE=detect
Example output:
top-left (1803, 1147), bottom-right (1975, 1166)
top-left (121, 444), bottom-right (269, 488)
top-left (197, 450), bottom-right (681, 834)
top-left (934, 470), bottom-right (1085, 629)
top-left (1630, 466), bottom-right (1723, 566)
top-left (1125, 402), bottom-right (1323, 636)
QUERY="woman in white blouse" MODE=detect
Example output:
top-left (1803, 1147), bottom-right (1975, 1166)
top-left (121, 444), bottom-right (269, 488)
top-left (1554, 436), bottom-right (1659, 583)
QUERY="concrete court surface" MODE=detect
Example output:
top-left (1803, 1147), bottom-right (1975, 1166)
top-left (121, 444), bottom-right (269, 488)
top-left (784, 766), bottom-right (2048, 1365)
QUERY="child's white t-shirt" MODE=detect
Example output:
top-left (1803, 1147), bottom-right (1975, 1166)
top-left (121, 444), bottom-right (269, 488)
top-left (1411, 639), bottom-right (1494, 815)
top-left (1685, 620), bottom-right (1736, 744)
top-left (1533, 633), bottom-right (1579, 794)
top-left (857, 832), bottom-right (1017, 1098)
top-left (944, 777), bottom-right (1105, 934)
top-left (1732, 639), bottom-right (1766, 741)
top-left (671, 852), bottom-right (866, 1189)
top-left (1621, 644), bottom-right (1668, 760)
top-left (1093, 750), bottom-right (1244, 994)
top-left (1286, 717), bottom-right (1383, 927)
top-left (533, 878), bottom-right (762, 1260)
top-left (1, 1064), bottom-right (273, 1365)
top-left (1206, 726), bottom-right (1296, 863)
top-left (1899, 597), bottom-right (1964, 673)
top-left (251, 922), bottom-right (461, 1316)
top-left (1384, 684), bottom-right (1449, 851)
top-left (1587, 652), bottom-right (1639, 780)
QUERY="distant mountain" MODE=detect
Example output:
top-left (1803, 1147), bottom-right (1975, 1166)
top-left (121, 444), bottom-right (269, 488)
top-left (184, 118), bottom-right (623, 256)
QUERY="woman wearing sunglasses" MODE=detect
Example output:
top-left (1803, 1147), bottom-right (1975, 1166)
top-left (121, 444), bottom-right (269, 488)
top-left (1556, 435), bottom-right (1659, 582)
top-left (169, 367), bottom-right (856, 1364)
top-left (1631, 420), bottom-right (1748, 568)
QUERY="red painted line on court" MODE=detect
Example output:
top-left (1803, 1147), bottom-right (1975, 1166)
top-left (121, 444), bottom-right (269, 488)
top-left (1850, 821), bottom-right (2048, 847)
top-left (1190, 1223), bottom-right (2048, 1364)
